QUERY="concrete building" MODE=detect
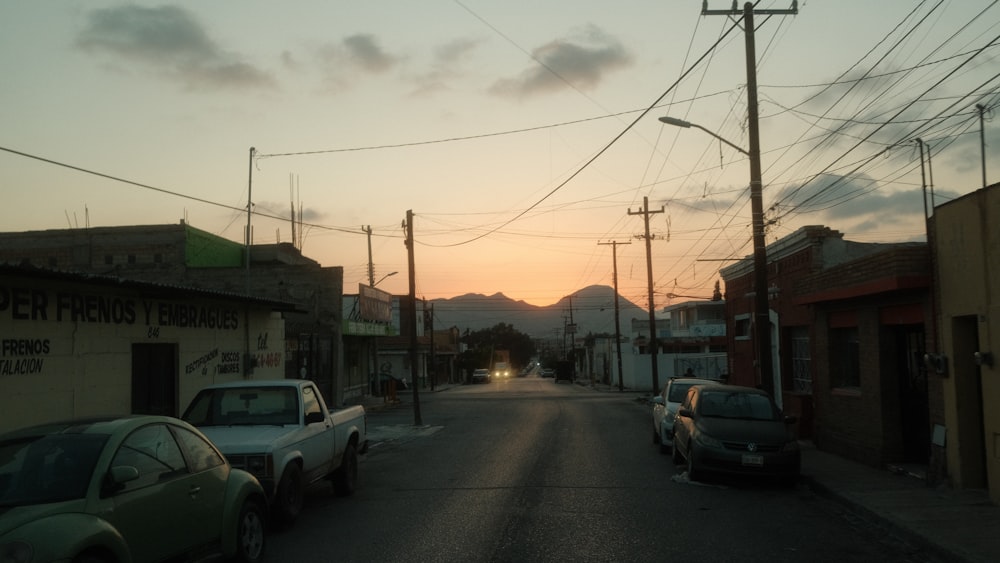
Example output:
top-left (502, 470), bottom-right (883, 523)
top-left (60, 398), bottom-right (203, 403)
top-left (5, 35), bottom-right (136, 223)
top-left (0, 223), bottom-right (351, 406)
top-left (0, 264), bottom-right (291, 429)
top-left (931, 182), bottom-right (1000, 503)
top-left (610, 300), bottom-right (727, 392)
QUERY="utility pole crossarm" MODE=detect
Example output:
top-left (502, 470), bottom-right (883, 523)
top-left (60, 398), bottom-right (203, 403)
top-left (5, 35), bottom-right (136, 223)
top-left (701, 0), bottom-right (798, 16)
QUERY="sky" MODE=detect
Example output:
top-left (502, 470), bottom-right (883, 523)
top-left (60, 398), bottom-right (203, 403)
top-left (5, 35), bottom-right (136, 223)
top-left (2, 0), bottom-right (998, 311)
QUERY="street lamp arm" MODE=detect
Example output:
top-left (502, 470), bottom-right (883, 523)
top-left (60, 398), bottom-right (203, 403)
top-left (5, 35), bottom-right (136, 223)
top-left (374, 271), bottom-right (398, 287)
top-left (659, 116), bottom-right (749, 156)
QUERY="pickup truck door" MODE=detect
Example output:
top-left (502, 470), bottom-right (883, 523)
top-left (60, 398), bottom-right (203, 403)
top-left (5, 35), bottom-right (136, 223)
top-left (299, 384), bottom-right (337, 482)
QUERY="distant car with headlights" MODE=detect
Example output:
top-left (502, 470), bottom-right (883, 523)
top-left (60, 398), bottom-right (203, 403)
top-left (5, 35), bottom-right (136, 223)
top-left (492, 362), bottom-right (510, 379)
top-left (0, 415), bottom-right (267, 563)
top-left (472, 368), bottom-right (491, 383)
top-left (651, 376), bottom-right (718, 453)
top-left (671, 384), bottom-right (800, 484)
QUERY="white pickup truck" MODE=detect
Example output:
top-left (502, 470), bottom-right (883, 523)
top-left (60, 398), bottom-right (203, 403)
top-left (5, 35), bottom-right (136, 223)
top-left (181, 379), bottom-right (367, 525)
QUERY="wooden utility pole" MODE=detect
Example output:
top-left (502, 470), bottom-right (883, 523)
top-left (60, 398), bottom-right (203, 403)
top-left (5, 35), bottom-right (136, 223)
top-left (403, 210), bottom-right (422, 425)
top-left (599, 240), bottom-right (631, 391)
top-left (702, 1), bottom-right (797, 402)
top-left (628, 196), bottom-right (664, 393)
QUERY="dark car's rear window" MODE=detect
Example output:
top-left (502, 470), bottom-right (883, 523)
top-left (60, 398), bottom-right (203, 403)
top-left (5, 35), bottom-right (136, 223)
top-left (698, 391), bottom-right (777, 420)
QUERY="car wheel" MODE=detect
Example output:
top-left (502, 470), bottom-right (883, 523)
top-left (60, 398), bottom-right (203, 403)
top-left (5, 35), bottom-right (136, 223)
top-left (275, 463), bottom-right (304, 525)
top-left (233, 499), bottom-right (266, 563)
top-left (652, 426), bottom-right (661, 445)
top-left (658, 428), bottom-right (670, 455)
top-left (672, 439), bottom-right (683, 465)
top-left (685, 442), bottom-right (700, 481)
top-left (332, 443), bottom-right (359, 496)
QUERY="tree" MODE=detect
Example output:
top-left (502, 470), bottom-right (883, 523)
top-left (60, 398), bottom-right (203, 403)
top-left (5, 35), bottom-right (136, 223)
top-left (459, 323), bottom-right (536, 372)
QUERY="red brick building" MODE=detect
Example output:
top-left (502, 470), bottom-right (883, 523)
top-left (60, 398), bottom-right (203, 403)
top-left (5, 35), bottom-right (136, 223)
top-left (721, 226), bottom-right (940, 472)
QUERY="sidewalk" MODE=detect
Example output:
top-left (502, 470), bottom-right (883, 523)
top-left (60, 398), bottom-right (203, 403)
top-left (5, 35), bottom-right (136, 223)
top-left (799, 442), bottom-right (1000, 563)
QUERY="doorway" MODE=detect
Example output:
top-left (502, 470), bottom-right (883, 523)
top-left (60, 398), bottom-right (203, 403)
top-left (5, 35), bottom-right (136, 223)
top-left (894, 325), bottom-right (929, 463)
top-left (952, 316), bottom-right (987, 489)
top-left (131, 343), bottom-right (178, 416)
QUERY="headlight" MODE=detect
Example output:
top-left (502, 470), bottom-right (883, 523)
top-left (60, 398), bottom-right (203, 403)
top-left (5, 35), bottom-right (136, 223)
top-left (246, 455), bottom-right (272, 477)
top-left (1, 541), bottom-right (34, 563)
top-left (694, 431), bottom-right (723, 449)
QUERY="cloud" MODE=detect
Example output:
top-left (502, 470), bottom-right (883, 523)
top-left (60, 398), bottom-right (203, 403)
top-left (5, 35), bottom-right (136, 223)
top-left (343, 34), bottom-right (398, 72)
top-left (490, 25), bottom-right (632, 98)
top-left (315, 33), bottom-right (401, 90)
top-left (76, 5), bottom-right (275, 91)
top-left (408, 37), bottom-right (483, 97)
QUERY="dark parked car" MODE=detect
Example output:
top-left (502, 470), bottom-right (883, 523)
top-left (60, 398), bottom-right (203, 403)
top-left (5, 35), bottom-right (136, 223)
top-left (0, 415), bottom-right (267, 562)
top-left (471, 368), bottom-right (491, 383)
top-left (671, 384), bottom-right (800, 484)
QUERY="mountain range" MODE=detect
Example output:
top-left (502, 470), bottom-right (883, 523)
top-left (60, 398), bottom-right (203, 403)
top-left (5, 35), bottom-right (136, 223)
top-left (428, 285), bottom-right (648, 340)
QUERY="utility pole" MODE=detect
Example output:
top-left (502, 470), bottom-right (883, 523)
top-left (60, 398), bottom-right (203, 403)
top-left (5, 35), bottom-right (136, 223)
top-left (424, 299), bottom-right (435, 391)
top-left (364, 225), bottom-right (374, 286)
top-left (599, 240), bottom-right (631, 391)
top-left (244, 147), bottom-right (255, 378)
top-left (403, 210), bottom-right (422, 426)
top-left (628, 196), bottom-right (664, 393)
top-left (702, 1), bottom-right (797, 401)
top-left (978, 104), bottom-right (987, 189)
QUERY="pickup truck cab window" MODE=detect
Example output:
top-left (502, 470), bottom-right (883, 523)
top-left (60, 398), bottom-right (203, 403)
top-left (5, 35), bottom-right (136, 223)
top-left (302, 386), bottom-right (322, 421)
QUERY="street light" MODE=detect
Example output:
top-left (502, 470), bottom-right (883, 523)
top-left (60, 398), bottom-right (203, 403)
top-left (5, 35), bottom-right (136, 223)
top-left (373, 271), bottom-right (398, 287)
top-left (659, 113), bottom-right (774, 399)
top-left (658, 117), bottom-right (749, 156)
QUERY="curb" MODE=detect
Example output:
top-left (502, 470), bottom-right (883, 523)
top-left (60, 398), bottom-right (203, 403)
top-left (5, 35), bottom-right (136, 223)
top-left (800, 475), bottom-right (967, 563)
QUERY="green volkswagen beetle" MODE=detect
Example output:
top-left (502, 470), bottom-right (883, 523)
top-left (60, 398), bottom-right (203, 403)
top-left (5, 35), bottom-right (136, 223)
top-left (0, 415), bottom-right (267, 563)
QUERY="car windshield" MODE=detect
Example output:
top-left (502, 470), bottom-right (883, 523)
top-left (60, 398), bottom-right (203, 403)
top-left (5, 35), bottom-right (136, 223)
top-left (698, 391), bottom-right (777, 421)
top-left (183, 387), bottom-right (300, 426)
top-left (0, 433), bottom-right (109, 506)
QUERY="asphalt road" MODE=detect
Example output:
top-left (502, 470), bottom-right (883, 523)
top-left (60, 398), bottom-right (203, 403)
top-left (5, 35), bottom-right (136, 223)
top-left (266, 377), bottom-right (940, 563)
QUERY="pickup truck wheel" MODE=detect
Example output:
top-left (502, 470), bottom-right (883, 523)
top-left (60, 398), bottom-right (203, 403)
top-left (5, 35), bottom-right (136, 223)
top-left (233, 499), bottom-right (266, 563)
top-left (275, 464), bottom-right (304, 524)
top-left (332, 443), bottom-right (359, 496)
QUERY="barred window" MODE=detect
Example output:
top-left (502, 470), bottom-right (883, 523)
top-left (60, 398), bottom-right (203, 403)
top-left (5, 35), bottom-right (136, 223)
top-left (790, 327), bottom-right (811, 393)
top-left (830, 327), bottom-right (860, 389)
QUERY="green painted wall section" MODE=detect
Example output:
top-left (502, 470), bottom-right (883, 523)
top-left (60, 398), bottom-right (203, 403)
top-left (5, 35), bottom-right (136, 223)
top-left (184, 224), bottom-right (244, 267)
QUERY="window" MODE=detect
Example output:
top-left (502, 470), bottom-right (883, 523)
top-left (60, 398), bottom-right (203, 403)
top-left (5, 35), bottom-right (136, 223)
top-left (830, 327), bottom-right (860, 389)
top-left (172, 426), bottom-right (224, 473)
top-left (112, 424), bottom-right (187, 491)
top-left (790, 327), bottom-right (812, 393)
top-left (734, 314), bottom-right (751, 340)
top-left (302, 385), bottom-right (322, 421)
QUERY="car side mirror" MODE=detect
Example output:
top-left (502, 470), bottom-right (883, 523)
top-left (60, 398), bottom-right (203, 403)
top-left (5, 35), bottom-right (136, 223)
top-left (102, 465), bottom-right (140, 497)
top-left (651, 396), bottom-right (664, 405)
top-left (678, 408), bottom-right (694, 419)
top-left (304, 411), bottom-right (325, 425)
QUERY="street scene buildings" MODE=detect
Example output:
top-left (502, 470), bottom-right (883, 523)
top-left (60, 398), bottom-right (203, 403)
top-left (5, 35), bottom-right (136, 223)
top-left (1, 181), bottom-right (998, 504)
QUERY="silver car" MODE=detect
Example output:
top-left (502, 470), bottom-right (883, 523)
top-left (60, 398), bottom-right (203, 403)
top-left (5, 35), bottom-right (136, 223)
top-left (651, 377), bottom-right (717, 453)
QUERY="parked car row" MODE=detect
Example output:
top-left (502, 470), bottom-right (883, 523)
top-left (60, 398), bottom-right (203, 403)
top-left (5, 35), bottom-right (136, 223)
top-left (651, 378), bottom-right (800, 485)
top-left (0, 379), bottom-right (368, 563)
top-left (0, 415), bottom-right (267, 563)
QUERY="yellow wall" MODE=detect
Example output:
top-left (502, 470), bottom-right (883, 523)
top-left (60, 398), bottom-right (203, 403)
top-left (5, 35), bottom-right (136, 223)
top-left (934, 184), bottom-right (1000, 502)
top-left (0, 273), bottom-right (285, 431)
